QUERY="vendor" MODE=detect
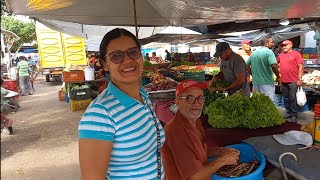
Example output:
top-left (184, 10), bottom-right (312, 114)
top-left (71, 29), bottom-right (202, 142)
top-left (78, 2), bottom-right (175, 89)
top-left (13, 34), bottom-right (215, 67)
top-left (162, 80), bottom-right (240, 180)
top-left (209, 42), bottom-right (250, 96)
top-left (150, 52), bottom-right (163, 63)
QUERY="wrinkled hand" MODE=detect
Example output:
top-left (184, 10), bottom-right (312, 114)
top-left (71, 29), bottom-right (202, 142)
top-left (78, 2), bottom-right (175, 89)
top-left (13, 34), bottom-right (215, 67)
top-left (216, 150), bottom-right (240, 167)
top-left (297, 80), bottom-right (302, 87)
top-left (222, 148), bottom-right (240, 155)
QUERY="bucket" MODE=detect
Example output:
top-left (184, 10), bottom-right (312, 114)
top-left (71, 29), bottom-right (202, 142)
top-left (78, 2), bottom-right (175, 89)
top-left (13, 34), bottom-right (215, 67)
top-left (210, 143), bottom-right (266, 180)
top-left (84, 67), bottom-right (95, 81)
top-left (314, 117), bottom-right (320, 145)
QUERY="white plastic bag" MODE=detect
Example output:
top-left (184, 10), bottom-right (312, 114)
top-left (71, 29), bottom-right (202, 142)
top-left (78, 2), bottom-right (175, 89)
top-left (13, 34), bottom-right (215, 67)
top-left (296, 87), bottom-right (307, 106)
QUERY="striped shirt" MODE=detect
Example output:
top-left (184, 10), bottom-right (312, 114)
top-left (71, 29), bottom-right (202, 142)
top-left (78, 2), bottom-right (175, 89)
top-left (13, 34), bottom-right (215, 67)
top-left (17, 61), bottom-right (29, 77)
top-left (79, 82), bottom-right (166, 180)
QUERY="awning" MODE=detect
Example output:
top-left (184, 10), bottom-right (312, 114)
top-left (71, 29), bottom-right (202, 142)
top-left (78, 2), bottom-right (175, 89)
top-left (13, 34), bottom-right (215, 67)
top-left (6, 0), bottom-right (320, 27)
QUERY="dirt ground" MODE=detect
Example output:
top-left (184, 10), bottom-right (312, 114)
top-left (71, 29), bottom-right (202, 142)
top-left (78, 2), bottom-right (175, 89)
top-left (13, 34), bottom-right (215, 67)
top-left (1, 77), bottom-right (83, 180)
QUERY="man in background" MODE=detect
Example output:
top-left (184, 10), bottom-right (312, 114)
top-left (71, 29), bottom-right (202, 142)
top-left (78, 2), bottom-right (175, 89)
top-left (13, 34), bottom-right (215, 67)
top-left (246, 37), bottom-right (280, 102)
top-left (17, 56), bottom-right (32, 96)
top-left (165, 50), bottom-right (171, 61)
top-left (277, 40), bottom-right (304, 122)
top-left (237, 39), bottom-right (252, 62)
top-left (210, 42), bottom-right (250, 96)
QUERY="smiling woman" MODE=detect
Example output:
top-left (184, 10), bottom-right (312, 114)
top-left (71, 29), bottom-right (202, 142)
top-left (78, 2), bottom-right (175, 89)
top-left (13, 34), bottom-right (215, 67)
top-left (78, 28), bottom-right (165, 180)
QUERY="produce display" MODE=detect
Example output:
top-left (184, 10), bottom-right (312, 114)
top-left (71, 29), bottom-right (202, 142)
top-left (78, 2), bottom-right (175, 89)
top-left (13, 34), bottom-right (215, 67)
top-left (302, 70), bottom-right (320, 85)
top-left (143, 60), bottom-right (156, 67)
top-left (144, 72), bottom-right (177, 91)
top-left (203, 89), bottom-right (225, 107)
top-left (211, 79), bottom-right (229, 88)
top-left (216, 160), bottom-right (259, 177)
top-left (205, 92), bottom-right (285, 129)
top-left (170, 61), bottom-right (195, 67)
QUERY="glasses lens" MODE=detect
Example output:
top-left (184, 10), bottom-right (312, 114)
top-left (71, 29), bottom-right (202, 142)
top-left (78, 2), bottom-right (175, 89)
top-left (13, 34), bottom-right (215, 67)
top-left (109, 51), bottom-right (124, 64)
top-left (198, 96), bottom-right (205, 103)
top-left (127, 47), bottom-right (141, 60)
top-left (186, 96), bottom-right (196, 104)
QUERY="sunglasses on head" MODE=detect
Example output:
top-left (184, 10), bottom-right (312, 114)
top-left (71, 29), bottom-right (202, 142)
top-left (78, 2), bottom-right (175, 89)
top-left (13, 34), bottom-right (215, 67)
top-left (104, 47), bottom-right (141, 64)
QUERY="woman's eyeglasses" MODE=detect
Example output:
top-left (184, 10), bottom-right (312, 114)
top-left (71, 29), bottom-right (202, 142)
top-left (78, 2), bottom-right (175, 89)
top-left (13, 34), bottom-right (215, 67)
top-left (179, 95), bottom-right (205, 104)
top-left (104, 47), bottom-right (141, 64)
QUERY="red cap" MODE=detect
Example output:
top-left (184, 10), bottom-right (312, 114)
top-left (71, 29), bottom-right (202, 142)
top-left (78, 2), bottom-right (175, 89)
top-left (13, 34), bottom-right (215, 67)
top-left (176, 80), bottom-right (208, 97)
top-left (241, 39), bottom-right (253, 46)
top-left (281, 40), bottom-right (292, 45)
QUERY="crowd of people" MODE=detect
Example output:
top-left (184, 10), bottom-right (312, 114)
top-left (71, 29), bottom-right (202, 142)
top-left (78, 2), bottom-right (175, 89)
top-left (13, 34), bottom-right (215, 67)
top-left (212, 37), bottom-right (304, 122)
top-left (77, 28), bottom-right (305, 180)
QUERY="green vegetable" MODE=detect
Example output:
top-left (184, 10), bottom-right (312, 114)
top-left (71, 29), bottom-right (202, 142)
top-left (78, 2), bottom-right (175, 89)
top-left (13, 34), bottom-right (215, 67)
top-left (204, 89), bottom-right (225, 107)
top-left (204, 91), bottom-right (285, 129)
top-left (144, 60), bottom-right (155, 67)
top-left (170, 61), bottom-right (195, 67)
top-left (211, 79), bottom-right (228, 88)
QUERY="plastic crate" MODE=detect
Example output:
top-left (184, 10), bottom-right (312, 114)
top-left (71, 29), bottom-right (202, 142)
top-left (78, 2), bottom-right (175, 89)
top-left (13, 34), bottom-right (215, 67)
top-left (315, 104), bottom-right (320, 118)
top-left (70, 98), bottom-right (92, 111)
top-left (58, 91), bottom-right (65, 101)
top-left (182, 71), bottom-right (205, 82)
top-left (69, 89), bottom-right (92, 100)
top-left (63, 70), bottom-right (85, 82)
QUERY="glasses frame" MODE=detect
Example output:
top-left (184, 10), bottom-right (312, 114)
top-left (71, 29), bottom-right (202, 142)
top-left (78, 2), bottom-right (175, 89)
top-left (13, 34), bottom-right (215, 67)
top-left (179, 95), bottom-right (205, 104)
top-left (104, 47), bottom-right (141, 64)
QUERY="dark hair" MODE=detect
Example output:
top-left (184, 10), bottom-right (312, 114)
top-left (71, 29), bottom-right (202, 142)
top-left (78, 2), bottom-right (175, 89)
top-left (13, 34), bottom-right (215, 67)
top-left (18, 56), bottom-right (26, 60)
top-left (152, 52), bottom-right (156, 56)
top-left (0, 77), bottom-right (3, 85)
top-left (261, 37), bottom-right (272, 46)
top-left (99, 28), bottom-right (141, 62)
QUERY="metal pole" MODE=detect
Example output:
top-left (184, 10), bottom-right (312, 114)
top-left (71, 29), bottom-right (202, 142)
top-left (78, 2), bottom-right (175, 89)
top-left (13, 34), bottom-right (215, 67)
top-left (133, 0), bottom-right (138, 38)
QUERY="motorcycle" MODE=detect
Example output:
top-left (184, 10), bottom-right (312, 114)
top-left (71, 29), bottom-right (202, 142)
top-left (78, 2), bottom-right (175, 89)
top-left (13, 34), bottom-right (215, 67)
top-left (1, 113), bottom-right (13, 135)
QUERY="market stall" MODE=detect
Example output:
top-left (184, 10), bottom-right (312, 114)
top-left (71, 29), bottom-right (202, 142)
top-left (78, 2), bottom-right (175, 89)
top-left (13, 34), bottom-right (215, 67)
top-left (58, 65), bottom-right (109, 111)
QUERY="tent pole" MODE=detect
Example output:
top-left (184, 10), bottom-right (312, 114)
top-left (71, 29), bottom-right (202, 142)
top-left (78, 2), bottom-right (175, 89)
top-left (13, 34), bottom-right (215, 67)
top-left (133, 0), bottom-right (138, 38)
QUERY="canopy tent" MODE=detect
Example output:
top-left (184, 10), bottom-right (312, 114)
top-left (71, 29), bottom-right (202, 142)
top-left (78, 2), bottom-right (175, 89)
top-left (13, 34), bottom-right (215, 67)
top-left (6, 0), bottom-right (320, 27)
top-left (219, 24), bottom-right (315, 46)
top-left (139, 34), bottom-right (230, 45)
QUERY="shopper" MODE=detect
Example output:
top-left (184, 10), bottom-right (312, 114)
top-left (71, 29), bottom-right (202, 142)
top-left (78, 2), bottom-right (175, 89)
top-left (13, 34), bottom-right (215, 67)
top-left (165, 50), bottom-right (171, 61)
top-left (162, 80), bottom-right (240, 180)
top-left (246, 37), bottom-right (280, 102)
top-left (17, 56), bottom-right (32, 96)
top-left (277, 40), bottom-right (304, 122)
top-left (209, 42), bottom-right (250, 96)
top-left (78, 28), bottom-right (165, 180)
top-left (237, 39), bottom-right (252, 62)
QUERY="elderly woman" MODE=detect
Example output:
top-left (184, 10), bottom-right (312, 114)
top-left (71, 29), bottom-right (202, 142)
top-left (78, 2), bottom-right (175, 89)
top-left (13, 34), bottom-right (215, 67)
top-left (78, 28), bottom-right (165, 180)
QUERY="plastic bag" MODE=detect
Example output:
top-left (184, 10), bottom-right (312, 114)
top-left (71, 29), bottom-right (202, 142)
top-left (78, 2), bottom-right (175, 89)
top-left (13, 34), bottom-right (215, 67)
top-left (296, 87), bottom-right (307, 106)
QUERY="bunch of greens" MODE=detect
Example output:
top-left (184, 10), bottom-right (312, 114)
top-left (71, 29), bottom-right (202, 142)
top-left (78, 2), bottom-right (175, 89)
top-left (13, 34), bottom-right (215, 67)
top-left (204, 89), bottom-right (225, 107)
top-left (143, 60), bottom-right (155, 67)
top-left (204, 92), bottom-right (285, 129)
top-left (170, 61), bottom-right (195, 67)
top-left (211, 79), bottom-right (229, 88)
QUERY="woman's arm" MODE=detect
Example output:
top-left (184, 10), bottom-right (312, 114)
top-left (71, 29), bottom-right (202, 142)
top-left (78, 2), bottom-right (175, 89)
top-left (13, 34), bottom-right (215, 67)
top-left (79, 139), bottom-right (113, 180)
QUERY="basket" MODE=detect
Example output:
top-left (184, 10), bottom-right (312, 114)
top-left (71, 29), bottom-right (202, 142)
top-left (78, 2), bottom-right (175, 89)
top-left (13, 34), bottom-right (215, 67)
top-left (58, 91), bottom-right (65, 101)
top-left (182, 71), bottom-right (205, 82)
top-left (69, 89), bottom-right (92, 100)
top-left (70, 98), bottom-right (92, 111)
top-left (63, 70), bottom-right (85, 82)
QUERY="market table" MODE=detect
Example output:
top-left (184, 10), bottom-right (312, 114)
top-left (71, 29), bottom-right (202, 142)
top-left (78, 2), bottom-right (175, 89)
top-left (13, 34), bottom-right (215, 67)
top-left (243, 135), bottom-right (320, 180)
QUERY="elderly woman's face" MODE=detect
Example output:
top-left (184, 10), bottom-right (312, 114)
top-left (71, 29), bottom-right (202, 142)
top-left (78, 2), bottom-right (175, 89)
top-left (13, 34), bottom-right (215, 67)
top-left (104, 36), bottom-right (143, 84)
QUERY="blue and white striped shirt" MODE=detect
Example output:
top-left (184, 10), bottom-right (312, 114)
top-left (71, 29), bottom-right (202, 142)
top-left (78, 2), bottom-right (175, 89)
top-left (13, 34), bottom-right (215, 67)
top-left (79, 82), bottom-right (165, 180)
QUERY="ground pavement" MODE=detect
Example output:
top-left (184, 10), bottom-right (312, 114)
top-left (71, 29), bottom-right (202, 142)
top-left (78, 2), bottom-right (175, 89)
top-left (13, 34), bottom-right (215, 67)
top-left (1, 78), bottom-right (82, 180)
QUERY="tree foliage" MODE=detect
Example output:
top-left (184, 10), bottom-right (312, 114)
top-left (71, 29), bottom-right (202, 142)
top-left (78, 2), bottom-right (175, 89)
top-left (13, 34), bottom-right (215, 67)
top-left (1, 16), bottom-right (36, 52)
top-left (1, 0), bottom-right (9, 15)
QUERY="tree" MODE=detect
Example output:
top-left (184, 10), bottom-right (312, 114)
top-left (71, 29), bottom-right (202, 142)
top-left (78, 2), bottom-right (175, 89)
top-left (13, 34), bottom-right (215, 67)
top-left (1, 16), bottom-right (36, 53)
top-left (1, 0), bottom-right (10, 15)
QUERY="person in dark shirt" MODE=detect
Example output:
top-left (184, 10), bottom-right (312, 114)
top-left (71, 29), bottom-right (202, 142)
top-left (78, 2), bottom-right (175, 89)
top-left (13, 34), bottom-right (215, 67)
top-left (165, 50), bottom-right (171, 61)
